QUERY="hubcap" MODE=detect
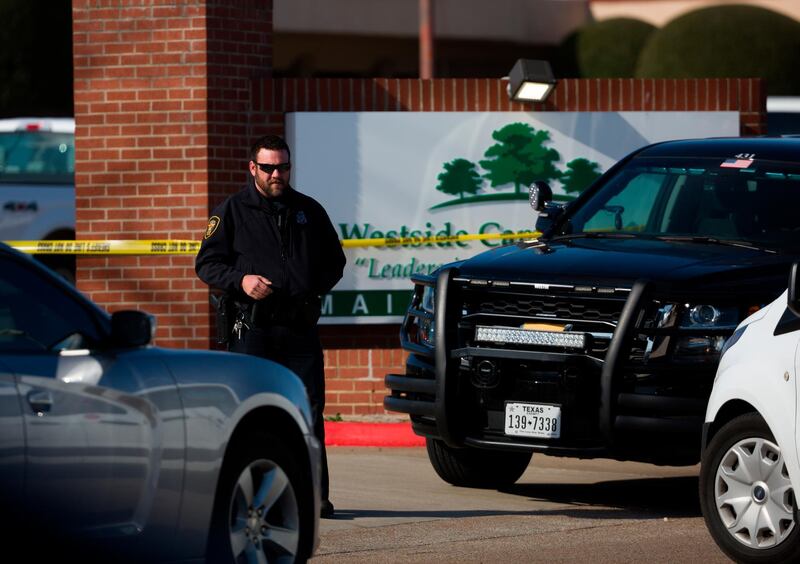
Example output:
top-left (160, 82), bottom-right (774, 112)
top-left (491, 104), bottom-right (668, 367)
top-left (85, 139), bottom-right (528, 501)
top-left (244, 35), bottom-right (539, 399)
top-left (228, 458), bottom-right (300, 563)
top-left (714, 436), bottom-right (795, 549)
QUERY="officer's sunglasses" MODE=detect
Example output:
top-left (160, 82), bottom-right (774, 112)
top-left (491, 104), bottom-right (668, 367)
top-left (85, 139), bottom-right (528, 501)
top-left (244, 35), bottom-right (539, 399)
top-left (255, 162), bottom-right (291, 174)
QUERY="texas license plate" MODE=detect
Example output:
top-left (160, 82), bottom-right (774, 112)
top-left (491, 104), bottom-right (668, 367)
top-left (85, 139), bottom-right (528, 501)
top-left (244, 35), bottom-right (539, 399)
top-left (504, 402), bottom-right (561, 439)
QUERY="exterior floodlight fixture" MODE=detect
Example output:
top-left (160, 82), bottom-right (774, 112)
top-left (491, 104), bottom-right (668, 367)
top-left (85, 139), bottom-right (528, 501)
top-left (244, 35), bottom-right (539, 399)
top-left (507, 59), bottom-right (557, 103)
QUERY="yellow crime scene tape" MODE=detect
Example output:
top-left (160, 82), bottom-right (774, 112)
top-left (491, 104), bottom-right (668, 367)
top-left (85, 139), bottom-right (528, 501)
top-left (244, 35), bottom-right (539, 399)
top-left (341, 231), bottom-right (540, 248)
top-left (6, 231), bottom-right (541, 255)
top-left (6, 240), bottom-right (203, 255)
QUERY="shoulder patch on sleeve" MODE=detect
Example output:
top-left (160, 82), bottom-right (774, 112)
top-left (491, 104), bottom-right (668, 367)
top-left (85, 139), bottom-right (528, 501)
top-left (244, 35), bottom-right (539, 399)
top-left (204, 216), bottom-right (221, 239)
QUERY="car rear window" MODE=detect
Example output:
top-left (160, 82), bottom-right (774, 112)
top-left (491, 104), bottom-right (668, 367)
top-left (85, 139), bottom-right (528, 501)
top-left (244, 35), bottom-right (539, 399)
top-left (0, 131), bottom-right (74, 184)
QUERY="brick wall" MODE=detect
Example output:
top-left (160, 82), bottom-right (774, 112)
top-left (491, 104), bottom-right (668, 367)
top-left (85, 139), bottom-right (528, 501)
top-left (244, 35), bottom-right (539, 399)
top-left (254, 77), bottom-right (765, 133)
top-left (72, 2), bottom-right (766, 417)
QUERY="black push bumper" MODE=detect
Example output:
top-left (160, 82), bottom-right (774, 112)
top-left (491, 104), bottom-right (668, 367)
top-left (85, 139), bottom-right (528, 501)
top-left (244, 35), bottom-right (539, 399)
top-left (385, 272), bottom-right (708, 462)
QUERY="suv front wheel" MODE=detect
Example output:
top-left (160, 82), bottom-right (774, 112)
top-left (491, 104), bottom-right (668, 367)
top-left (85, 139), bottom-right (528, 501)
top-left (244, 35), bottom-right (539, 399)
top-left (700, 413), bottom-right (800, 563)
top-left (426, 438), bottom-right (532, 489)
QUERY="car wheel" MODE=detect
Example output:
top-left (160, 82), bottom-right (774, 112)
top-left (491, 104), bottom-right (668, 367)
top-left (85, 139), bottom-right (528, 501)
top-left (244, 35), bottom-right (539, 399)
top-left (426, 438), bottom-right (532, 488)
top-left (700, 413), bottom-right (800, 563)
top-left (208, 433), bottom-right (313, 564)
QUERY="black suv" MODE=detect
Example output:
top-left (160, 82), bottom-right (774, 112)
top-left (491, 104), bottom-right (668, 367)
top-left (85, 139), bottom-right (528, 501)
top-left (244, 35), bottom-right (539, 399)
top-left (386, 137), bottom-right (800, 487)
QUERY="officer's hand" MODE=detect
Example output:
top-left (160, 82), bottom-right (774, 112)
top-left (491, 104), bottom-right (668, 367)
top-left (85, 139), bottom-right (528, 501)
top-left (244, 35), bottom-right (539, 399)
top-left (242, 274), bottom-right (274, 300)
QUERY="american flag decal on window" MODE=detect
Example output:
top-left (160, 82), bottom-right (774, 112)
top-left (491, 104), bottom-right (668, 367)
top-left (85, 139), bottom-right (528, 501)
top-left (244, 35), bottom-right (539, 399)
top-left (720, 157), bottom-right (754, 169)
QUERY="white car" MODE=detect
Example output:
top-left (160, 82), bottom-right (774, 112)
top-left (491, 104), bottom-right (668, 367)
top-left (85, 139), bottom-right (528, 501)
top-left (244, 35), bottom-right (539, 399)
top-left (0, 117), bottom-right (75, 281)
top-left (701, 263), bottom-right (800, 563)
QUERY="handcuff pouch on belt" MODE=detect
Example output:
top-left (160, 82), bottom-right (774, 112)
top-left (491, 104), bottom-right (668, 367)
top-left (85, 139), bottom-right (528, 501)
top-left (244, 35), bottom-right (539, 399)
top-left (213, 293), bottom-right (232, 345)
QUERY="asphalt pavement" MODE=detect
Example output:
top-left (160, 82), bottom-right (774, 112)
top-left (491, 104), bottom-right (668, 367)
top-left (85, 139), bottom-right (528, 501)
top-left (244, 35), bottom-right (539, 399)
top-left (313, 446), bottom-right (731, 563)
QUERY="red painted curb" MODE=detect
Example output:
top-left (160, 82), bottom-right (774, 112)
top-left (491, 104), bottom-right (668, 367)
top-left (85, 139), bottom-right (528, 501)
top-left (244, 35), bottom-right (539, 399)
top-left (324, 421), bottom-right (425, 447)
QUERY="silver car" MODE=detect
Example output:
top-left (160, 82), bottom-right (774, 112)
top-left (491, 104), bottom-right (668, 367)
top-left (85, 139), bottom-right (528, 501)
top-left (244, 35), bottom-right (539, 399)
top-left (0, 242), bottom-right (320, 563)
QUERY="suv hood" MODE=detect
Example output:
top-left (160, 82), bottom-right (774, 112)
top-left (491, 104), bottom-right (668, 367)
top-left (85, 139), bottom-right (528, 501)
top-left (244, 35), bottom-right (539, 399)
top-left (457, 238), bottom-right (792, 289)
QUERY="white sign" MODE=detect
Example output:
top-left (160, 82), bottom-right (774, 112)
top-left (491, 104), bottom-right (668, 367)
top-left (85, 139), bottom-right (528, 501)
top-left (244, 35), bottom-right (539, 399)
top-left (286, 111), bottom-right (739, 323)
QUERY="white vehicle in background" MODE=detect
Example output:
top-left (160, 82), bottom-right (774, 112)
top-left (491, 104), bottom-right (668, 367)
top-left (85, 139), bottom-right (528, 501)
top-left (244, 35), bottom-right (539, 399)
top-left (700, 263), bottom-right (800, 563)
top-left (0, 117), bottom-right (75, 282)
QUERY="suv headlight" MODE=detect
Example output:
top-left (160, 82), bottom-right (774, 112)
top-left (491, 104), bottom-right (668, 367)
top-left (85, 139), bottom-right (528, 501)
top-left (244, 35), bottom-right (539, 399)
top-left (679, 304), bottom-right (739, 329)
top-left (405, 282), bottom-right (436, 349)
top-left (654, 303), bottom-right (739, 330)
top-left (421, 284), bottom-right (435, 313)
top-left (652, 302), bottom-right (740, 363)
top-left (419, 284), bottom-right (436, 347)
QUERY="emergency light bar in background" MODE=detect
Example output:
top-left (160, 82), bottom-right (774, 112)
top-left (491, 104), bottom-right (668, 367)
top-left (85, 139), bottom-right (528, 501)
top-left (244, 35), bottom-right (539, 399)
top-left (6, 231), bottom-right (541, 254)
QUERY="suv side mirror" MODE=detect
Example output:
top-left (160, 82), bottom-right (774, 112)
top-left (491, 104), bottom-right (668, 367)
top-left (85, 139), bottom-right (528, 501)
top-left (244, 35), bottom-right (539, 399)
top-left (111, 310), bottom-right (155, 347)
top-left (789, 263), bottom-right (800, 316)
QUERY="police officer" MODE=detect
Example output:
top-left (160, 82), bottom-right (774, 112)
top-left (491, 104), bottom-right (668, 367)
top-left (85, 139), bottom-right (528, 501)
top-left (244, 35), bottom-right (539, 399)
top-left (196, 134), bottom-right (345, 518)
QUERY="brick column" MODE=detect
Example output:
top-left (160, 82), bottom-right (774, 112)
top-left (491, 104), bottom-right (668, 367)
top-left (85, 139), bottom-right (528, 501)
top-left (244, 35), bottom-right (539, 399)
top-left (72, 0), bottom-right (273, 348)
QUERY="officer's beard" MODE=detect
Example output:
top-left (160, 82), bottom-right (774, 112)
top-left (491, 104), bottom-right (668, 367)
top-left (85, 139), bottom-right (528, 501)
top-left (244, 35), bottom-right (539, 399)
top-left (255, 176), bottom-right (287, 199)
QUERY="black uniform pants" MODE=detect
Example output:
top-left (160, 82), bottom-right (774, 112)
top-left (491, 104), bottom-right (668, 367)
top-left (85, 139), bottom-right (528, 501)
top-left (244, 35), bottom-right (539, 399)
top-left (231, 323), bottom-right (330, 501)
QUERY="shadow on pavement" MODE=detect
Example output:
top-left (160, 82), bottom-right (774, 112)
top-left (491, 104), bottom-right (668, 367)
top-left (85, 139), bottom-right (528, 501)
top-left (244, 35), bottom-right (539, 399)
top-left (326, 508), bottom-right (548, 521)
top-left (328, 476), bottom-right (701, 521)
top-left (504, 475), bottom-right (701, 518)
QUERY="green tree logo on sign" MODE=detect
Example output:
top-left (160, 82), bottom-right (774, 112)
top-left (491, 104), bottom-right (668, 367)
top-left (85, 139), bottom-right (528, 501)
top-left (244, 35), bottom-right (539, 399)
top-left (480, 123), bottom-right (562, 194)
top-left (436, 158), bottom-right (483, 199)
top-left (431, 122), bottom-right (602, 210)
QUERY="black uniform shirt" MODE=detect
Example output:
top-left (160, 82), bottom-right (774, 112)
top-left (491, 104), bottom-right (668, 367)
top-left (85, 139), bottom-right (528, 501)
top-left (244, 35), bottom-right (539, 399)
top-left (196, 182), bottom-right (346, 302)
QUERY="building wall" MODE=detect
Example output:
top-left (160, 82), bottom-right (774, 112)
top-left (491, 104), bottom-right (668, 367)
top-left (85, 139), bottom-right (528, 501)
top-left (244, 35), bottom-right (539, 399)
top-left (72, 1), bottom-right (766, 418)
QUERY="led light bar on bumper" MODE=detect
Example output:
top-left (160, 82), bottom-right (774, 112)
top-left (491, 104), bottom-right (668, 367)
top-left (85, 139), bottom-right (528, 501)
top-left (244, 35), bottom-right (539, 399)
top-left (475, 325), bottom-right (586, 349)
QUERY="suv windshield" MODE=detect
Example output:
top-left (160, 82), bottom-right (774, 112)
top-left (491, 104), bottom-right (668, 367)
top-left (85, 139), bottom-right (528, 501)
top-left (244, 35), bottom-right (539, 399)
top-left (560, 156), bottom-right (800, 252)
top-left (0, 131), bottom-right (74, 184)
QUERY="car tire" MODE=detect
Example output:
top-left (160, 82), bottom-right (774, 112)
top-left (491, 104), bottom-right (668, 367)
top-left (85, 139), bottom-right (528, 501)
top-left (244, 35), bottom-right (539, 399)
top-left (207, 432), bottom-right (313, 564)
top-left (426, 437), bottom-right (532, 488)
top-left (700, 412), bottom-right (800, 564)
